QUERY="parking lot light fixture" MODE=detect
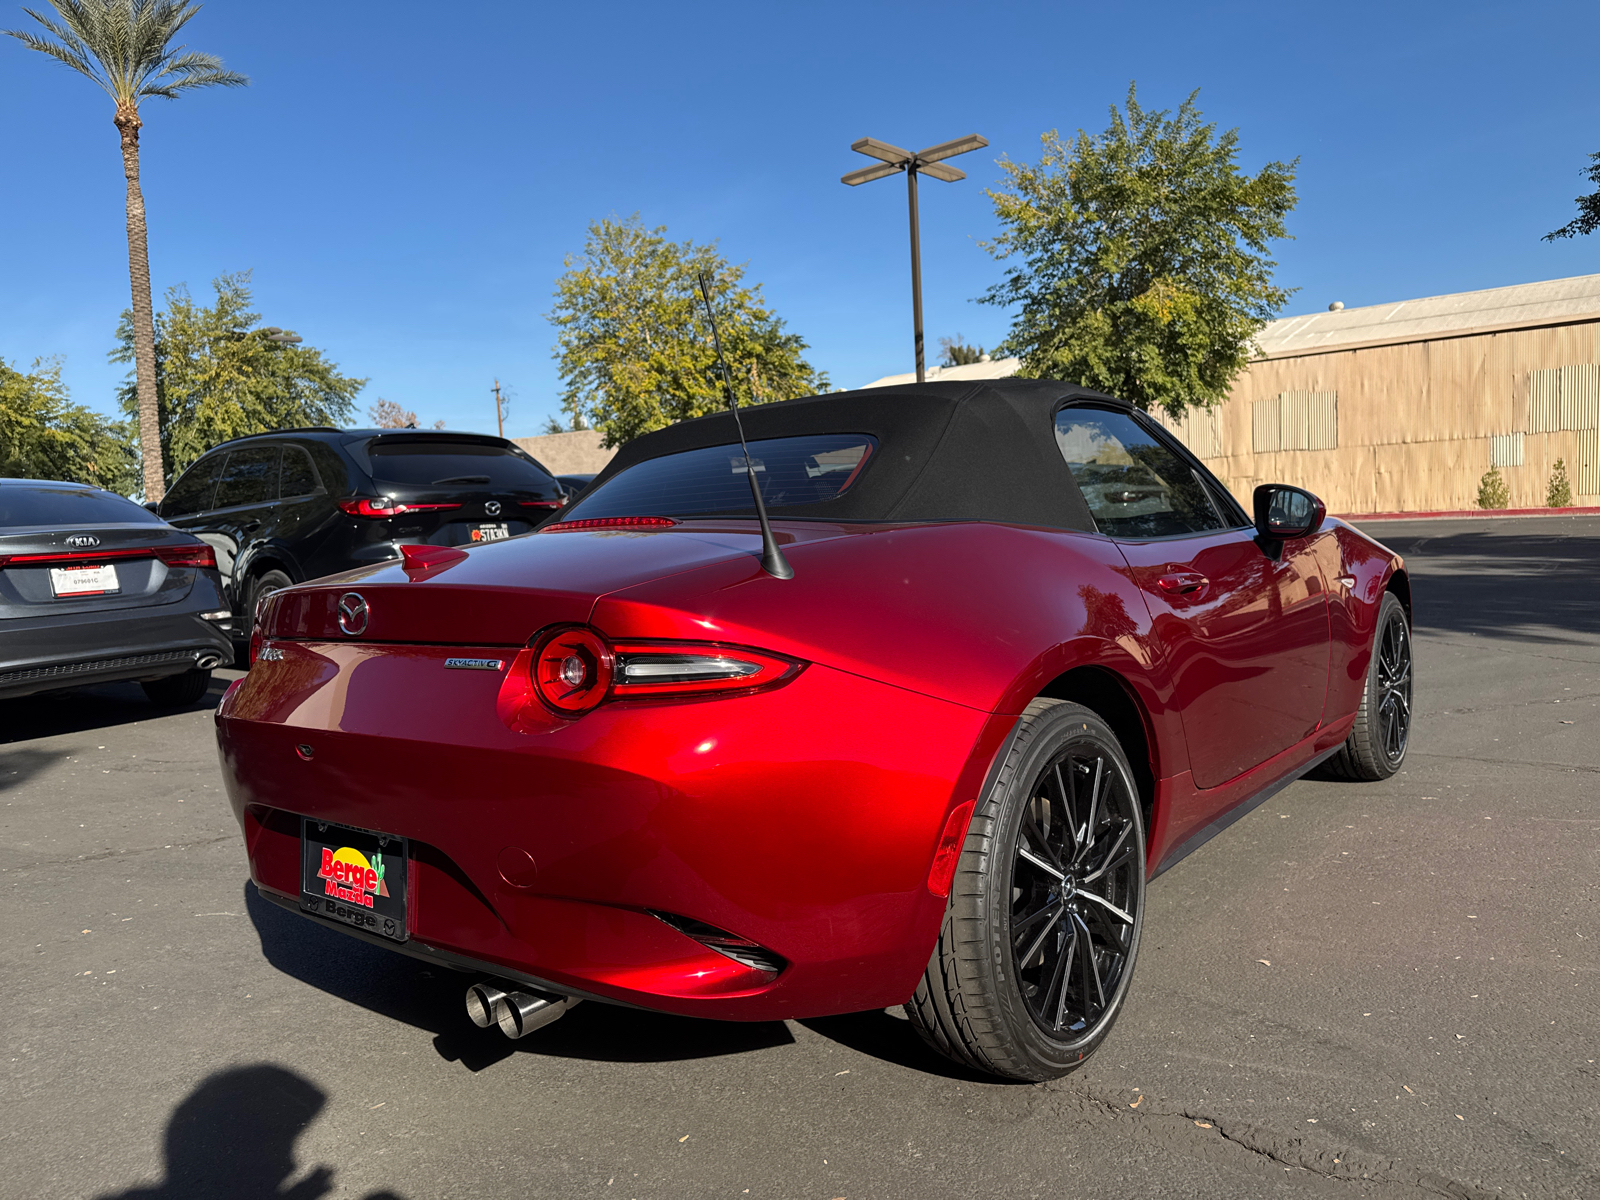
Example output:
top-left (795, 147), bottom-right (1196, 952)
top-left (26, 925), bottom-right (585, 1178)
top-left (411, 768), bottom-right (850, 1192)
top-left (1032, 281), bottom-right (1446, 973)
top-left (842, 133), bottom-right (988, 383)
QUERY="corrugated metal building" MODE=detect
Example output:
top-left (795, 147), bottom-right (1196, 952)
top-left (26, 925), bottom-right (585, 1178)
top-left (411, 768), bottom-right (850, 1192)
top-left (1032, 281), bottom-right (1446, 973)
top-left (864, 274), bottom-right (1600, 513)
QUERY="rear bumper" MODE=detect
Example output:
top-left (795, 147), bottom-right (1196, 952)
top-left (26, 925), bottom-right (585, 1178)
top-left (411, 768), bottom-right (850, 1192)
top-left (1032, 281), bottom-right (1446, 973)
top-left (216, 640), bottom-right (1009, 1021)
top-left (0, 603), bottom-right (234, 699)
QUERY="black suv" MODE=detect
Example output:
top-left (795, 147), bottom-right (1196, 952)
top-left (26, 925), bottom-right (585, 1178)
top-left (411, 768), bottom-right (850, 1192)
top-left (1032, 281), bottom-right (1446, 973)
top-left (158, 428), bottom-right (566, 619)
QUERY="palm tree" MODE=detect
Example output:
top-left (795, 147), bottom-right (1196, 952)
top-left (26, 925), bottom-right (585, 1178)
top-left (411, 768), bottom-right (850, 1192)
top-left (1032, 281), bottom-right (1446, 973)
top-left (6, 1), bottom-right (245, 501)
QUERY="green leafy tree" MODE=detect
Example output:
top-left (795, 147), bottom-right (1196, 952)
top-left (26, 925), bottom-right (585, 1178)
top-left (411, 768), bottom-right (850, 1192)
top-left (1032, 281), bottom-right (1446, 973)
top-left (0, 356), bottom-right (138, 492)
top-left (1547, 458), bottom-right (1573, 507)
top-left (1543, 153), bottom-right (1600, 241)
top-left (6, 0), bottom-right (247, 502)
top-left (1477, 467), bottom-right (1510, 510)
top-left (981, 84), bottom-right (1298, 419)
top-left (111, 271), bottom-right (366, 481)
top-left (548, 215), bottom-right (829, 447)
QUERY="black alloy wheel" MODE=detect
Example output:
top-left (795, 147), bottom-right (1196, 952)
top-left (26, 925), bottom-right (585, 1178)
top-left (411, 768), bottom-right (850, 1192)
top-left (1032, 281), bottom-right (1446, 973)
top-left (1010, 747), bottom-right (1142, 1039)
top-left (907, 699), bottom-right (1147, 1081)
top-left (1374, 603), bottom-right (1413, 767)
top-left (1327, 591), bottom-right (1413, 781)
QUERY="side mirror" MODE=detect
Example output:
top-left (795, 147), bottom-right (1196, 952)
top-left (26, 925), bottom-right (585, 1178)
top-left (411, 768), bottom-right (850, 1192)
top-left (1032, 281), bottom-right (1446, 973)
top-left (1253, 484), bottom-right (1325, 542)
top-left (143, 501), bottom-right (161, 514)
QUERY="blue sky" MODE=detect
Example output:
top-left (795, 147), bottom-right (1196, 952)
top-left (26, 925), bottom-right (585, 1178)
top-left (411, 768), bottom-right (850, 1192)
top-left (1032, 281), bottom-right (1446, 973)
top-left (5, 0), bottom-right (1600, 438)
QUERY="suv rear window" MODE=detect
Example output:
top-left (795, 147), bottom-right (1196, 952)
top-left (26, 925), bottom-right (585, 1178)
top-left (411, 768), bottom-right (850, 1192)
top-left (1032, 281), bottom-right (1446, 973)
top-left (366, 440), bottom-right (556, 489)
top-left (0, 485), bottom-right (165, 528)
top-left (564, 435), bottom-right (876, 520)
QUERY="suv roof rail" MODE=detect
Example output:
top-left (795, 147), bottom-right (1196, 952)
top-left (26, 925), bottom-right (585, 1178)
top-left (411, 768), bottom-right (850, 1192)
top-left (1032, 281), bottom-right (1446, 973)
top-left (205, 426), bottom-right (344, 451)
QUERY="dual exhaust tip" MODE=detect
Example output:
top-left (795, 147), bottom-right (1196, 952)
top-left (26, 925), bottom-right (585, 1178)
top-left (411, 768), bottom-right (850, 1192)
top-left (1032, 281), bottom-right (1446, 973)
top-left (465, 979), bottom-right (579, 1039)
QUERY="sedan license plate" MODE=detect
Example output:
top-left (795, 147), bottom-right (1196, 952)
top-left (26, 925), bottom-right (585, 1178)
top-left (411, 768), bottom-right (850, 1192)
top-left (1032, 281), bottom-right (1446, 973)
top-left (49, 564), bottom-right (120, 596)
top-left (300, 820), bottom-right (408, 942)
top-left (470, 523), bottom-right (510, 543)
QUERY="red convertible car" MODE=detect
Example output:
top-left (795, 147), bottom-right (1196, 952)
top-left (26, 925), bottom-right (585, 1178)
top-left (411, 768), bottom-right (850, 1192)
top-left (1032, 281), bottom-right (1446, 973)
top-left (217, 381), bottom-right (1412, 1081)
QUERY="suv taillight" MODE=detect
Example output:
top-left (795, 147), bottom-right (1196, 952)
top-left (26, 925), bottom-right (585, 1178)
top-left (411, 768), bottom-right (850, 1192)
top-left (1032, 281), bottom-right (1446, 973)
top-left (337, 497), bottom-right (463, 518)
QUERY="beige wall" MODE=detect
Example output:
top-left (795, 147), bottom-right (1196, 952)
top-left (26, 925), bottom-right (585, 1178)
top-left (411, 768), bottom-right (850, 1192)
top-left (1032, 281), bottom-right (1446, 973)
top-left (512, 430), bottom-right (615, 476)
top-left (1164, 322), bottom-right (1600, 513)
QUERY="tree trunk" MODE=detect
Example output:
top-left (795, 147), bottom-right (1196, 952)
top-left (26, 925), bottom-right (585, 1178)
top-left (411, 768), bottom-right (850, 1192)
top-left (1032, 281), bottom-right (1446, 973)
top-left (117, 105), bottom-right (165, 503)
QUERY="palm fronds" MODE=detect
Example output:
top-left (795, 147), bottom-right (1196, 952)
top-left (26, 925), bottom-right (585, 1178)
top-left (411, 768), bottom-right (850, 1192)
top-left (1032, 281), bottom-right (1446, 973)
top-left (4, 0), bottom-right (246, 106)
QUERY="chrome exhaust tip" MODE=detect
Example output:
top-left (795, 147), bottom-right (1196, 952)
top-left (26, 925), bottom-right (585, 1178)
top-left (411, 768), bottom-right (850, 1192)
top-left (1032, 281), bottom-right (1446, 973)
top-left (195, 652), bottom-right (223, 669)
top-left (464, 981), bottom-right (508, 1028)
top-left (495, 988), bottom-right (579, 1039)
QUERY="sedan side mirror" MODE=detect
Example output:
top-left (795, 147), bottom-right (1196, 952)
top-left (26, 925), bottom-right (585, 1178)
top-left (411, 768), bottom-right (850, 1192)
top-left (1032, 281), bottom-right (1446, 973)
top-left (1253, 484), bottom-right (1325, 542)
top-left (143, 501), bottom-right (161, 514)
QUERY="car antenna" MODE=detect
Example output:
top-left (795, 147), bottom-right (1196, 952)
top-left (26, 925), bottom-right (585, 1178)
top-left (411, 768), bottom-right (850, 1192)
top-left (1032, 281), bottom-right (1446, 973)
top-left (695, 269), bottom-right (793, 580)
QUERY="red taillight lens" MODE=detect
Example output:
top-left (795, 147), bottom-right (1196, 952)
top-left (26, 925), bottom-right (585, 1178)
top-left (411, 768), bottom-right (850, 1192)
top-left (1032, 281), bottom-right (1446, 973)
top-left (541, 516), bottom-right (677, 532)
top-left (154, 543), bottom-right (217, 570)
top-left (0, 543), bottom-right (216, 570)
top-left (518, 499), bottom-right (566, 511)
top-left (530, 625), bottom-right (615, 714)
top-left (337, 497), bottom-right (464, 518)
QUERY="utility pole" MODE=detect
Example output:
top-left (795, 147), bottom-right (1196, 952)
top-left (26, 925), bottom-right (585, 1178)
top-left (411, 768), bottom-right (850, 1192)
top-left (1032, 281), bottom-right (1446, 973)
top-left (492, 379), bottom-right (506, 438)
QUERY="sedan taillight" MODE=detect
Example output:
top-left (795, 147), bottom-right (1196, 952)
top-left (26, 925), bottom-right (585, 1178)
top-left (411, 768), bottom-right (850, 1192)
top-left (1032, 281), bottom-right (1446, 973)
top-left (337, 497), bottom-right (463, 518)
top-left (0, 543), bottom-right (216, 570)
top-left (523, 625), bottom-right (802, 717)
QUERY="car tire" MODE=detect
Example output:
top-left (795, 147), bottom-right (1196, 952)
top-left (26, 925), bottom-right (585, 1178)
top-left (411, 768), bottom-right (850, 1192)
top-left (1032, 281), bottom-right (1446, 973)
top-left (141, 668), bottom-right (212, 708)
top-left (905, 698), bottom-right (1147, 1081)
top-left (246, 568), bottom-right (293, 627)
top-left (1325, 591), bottom-right (1413, 781)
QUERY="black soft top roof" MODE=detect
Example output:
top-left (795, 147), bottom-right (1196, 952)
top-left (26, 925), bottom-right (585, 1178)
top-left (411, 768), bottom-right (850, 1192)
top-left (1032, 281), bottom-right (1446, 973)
top-left (588, 378), bottom-right (1130, 532)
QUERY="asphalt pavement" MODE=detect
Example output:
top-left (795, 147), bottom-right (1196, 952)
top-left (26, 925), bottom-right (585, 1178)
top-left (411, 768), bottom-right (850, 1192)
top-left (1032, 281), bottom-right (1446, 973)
top-left (3, 514), bottom-right (1597, 1200)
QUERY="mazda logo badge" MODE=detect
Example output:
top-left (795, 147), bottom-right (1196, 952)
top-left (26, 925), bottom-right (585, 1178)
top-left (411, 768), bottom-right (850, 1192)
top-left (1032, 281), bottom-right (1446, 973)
top-left (336, 592), bottom-right (369, 636)
top-left (65, 534), bottom-right (101, 548)
top-left (485, 501), bottom-right (501, 517)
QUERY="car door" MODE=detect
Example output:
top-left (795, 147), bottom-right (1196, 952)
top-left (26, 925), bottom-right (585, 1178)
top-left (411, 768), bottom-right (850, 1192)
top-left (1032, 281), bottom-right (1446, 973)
top-left (1055, 405), bottom-right (1330, 790)
top-left (206, 445), bottom-right (282, 606)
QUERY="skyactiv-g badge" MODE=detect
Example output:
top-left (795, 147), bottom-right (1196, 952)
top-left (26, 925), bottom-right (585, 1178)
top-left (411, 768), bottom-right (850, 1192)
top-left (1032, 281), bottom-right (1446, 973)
top-left (317, 845), bottom-right (391, 909)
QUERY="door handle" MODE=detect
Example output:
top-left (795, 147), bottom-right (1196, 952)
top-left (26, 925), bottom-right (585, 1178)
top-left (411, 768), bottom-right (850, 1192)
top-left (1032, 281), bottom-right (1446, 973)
top-left (241, 520), bottom-right (261, 533)
top-left (1156, 572), bottom-right (1209, 599)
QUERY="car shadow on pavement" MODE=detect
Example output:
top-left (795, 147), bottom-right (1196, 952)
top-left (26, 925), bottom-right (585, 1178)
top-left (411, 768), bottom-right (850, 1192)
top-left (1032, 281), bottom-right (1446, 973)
top-left (0, 673), bottom-right (237, 744)
top-left (796, 1012), bottom-right (1000, 1083)
top-left (244, 883), bottom-right (795, 1072)
top-left (0, 745), bottom-right (69, 793)
top-left (94, 1063), bottom-right (404, 1200)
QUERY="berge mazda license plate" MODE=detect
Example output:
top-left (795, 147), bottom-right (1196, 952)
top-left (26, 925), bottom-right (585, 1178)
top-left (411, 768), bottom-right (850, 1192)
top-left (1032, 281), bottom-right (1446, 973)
top-left (300, 820), bottom-right (408, 942)
top-left (49, 564), bottom-right (120, 596)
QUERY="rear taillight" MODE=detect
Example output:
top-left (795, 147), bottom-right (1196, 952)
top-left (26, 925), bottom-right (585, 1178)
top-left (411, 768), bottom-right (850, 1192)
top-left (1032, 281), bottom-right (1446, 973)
top-left (154, 543), bottom-right (217, 570)
top-left (0, 543), bottom-right (215, 570)
top-left (541, 516), bottom-right (677, 532)
top-left (530, 626), bottom-right (614, 714)
top-left (337, 497), bottom-right (464, 518)
top-left (518, 499), bottom-right (566, 511)
top-left (523, 625), bottom-right (802, 717)
top-left (249, 590), bottom-right (280, 667)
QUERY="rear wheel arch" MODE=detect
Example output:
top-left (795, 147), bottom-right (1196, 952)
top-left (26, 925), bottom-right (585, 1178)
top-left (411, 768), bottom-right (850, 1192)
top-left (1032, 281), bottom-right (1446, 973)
top-left (1035, 666), bottom-right (1158, 840)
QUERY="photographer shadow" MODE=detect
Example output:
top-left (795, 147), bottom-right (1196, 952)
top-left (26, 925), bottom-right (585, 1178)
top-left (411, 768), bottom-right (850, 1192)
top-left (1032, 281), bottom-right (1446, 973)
top-left (96, 1064), bottom-right (403, 1200)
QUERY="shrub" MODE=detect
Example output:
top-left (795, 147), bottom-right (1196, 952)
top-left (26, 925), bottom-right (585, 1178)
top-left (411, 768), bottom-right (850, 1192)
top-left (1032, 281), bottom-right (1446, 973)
top-left (1547, 458), bottom-right (1574, 508)
top-left (1477, 467), bottom-right (1510, 510)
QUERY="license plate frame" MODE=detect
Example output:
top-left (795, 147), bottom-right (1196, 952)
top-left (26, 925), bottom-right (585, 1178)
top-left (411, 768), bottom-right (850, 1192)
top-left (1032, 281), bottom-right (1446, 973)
top-left (470, 523), bottom-right (510, 543)
top-left (49, 563), bottom-right (121, 597)
top-left (300, 819), bottom-right (409, 942)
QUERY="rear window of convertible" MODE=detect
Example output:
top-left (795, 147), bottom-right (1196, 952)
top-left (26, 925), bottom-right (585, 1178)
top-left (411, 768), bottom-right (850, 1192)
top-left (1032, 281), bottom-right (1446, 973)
top-left (563, 434), bottom-right (876, 520)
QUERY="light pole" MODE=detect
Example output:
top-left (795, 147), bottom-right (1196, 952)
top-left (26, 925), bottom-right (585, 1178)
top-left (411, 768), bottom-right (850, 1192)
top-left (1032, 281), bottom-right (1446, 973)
top-left (842, 133), bottom-right (987, 383)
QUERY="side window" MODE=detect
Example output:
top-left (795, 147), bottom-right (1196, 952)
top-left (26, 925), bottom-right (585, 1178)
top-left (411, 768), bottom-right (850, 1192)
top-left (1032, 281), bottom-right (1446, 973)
top-left (280, 445), bottom-right (323, 498)
top-left (306, 442), bottom-right (351, 494)
top-left (214, 447), bottom-right (281, 509)
top-left (161, 453), bottom-right (226, 518)
top-left (1054, 407), bottom-right (1226, 539)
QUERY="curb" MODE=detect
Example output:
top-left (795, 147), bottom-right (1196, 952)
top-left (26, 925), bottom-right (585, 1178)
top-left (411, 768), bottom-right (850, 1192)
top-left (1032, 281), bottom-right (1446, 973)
top-left (1336, 505), bottom-right (1600, 522)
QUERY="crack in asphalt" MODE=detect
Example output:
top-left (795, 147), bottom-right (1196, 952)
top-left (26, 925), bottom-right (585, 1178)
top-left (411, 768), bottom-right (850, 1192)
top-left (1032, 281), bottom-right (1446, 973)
top-left (1033, 1083), bottom-right (1506, 1198)
top-left (1406, 750), bottom-right (1600, 776)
